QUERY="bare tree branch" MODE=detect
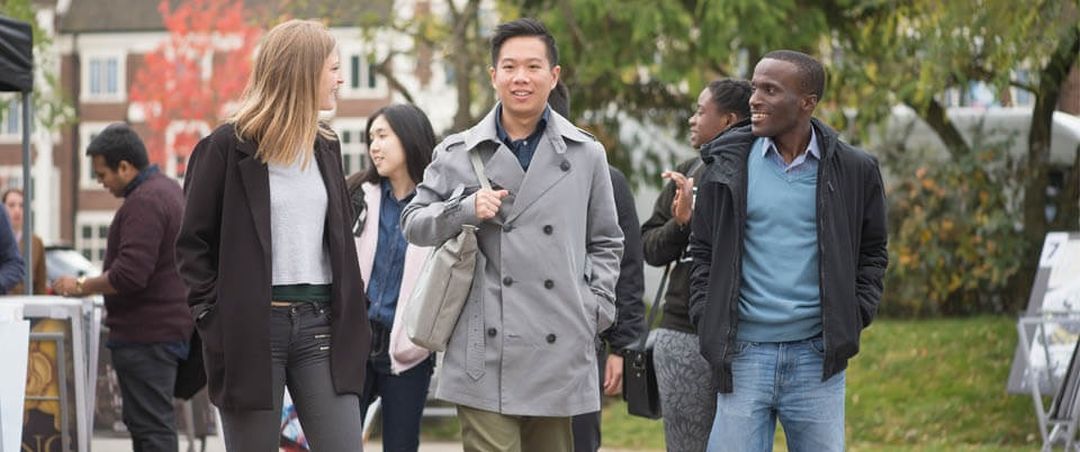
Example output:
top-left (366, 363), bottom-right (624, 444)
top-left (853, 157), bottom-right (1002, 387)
top-left (374, 51), bottom-right (416, 104)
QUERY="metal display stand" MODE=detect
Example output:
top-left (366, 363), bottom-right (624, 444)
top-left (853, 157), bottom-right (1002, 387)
top-left (14, 296), bottom-right (103, 452)
top-left (1017, 313), bottom-right (1080, 451)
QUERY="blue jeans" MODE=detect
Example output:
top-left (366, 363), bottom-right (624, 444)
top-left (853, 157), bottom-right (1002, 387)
top-left (706, 336), bottom-right (845, 452)
top-left (361, 321), bottom-right (434, 452)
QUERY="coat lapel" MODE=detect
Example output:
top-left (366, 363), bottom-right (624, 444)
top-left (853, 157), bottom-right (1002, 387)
top-left (236, 140), bottom-right (271, 257)
top-left (505, 136), bottom-right (568, 223)
top-left (463, 109), bottom-right (523, 222)
top-left (504, 111), bottom-right (594, 223)
top-left (481, 143), bottom-right (524, 216)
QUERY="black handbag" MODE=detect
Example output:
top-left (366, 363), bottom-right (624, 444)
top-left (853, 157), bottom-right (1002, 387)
top-left (174, 329), bottom-right (207, 400)
top-left (622, 264), bottom-right (671, 419)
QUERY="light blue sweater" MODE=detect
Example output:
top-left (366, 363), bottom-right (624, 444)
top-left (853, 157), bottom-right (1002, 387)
top-left (737, 138), bottom-right (822, 342)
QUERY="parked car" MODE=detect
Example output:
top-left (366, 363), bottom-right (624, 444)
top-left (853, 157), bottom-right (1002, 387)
top-left (44, 245), bottom-right (101, 293)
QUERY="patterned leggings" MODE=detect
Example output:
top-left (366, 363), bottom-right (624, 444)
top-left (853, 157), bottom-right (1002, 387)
top-left (653, 328), bottom-right (716, 452)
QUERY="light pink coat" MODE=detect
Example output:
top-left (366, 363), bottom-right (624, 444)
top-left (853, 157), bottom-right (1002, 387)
top-left (355, 182), bottom-right (432, 374)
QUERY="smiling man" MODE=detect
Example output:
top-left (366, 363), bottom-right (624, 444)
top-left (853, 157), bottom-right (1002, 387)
top-left (687, 50), bottom-right (888, 451)
top-left (402, 18), bottom-right (623, 452)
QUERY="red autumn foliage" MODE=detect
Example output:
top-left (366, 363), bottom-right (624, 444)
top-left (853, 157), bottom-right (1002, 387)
top-left (129, 0), bottom-right (261, 175)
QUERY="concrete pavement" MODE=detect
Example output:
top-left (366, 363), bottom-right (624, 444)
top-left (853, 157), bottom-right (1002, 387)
top-left (91, 435), bottom-right (464, 451)
top-left (91, 435), bottom-right (655, 451)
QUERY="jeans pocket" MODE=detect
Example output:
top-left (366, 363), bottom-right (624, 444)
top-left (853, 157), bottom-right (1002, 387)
top-left (314, 304), bottom-right (333, 323)
top-left (809, 336), bottom-right (826, 356)
top-left (731, 340), bottom-right (752, 356)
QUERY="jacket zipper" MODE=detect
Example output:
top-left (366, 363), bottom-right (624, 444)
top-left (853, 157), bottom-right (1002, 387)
top-left (816, 130), bottom-right (832, 376)
top-left (723, 152), bottom-right (747, 386)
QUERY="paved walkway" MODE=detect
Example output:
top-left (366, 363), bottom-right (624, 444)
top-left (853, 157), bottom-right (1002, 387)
top-left (91, 436), bottom-right (463, 451)
top-left (91, 435), bottom-right (653, 451)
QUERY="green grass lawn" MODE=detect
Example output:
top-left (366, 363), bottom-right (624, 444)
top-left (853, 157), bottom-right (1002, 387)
top-left (413, 316), bottom-right (1040, 450)
top-left (600, 316), bottom-right (1040, 451)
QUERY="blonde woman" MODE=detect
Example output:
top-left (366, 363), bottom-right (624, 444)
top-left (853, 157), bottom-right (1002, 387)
top-left (176, 19), bottom-right (369, 451)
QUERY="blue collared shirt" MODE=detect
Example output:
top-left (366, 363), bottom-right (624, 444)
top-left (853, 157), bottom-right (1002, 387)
top-left (366, 179), bottom-right (413, 327)
top-left (761, 128), bottom-right (821, 177)
top-left (495, 105), bottom-right (550, 171)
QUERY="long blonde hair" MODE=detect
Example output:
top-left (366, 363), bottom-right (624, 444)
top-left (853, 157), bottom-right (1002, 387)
top-left (231, 19), bottom-right (337, 168)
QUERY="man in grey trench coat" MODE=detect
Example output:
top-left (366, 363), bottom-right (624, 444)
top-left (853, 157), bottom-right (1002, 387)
top-left (402, 18), bottom-right (623, 452)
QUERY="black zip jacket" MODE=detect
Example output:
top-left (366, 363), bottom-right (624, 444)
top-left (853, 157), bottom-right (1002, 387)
top-left (687, 119), bottom-right (888, 393)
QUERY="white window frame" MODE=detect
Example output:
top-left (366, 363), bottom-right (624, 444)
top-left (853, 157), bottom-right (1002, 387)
top-left (332, 118), bottom-right (369, 178)
top-left (0, 97), bottom-right (24, 144)
top-left (79, 122), bottom-right (112, 190)
top-left (81, 52), bottom-right (127, 103)
top-left (164, 120), bottom-right (211, 184)
top-left (339, 46), bottom-right (388, 99)
top-left (76, 210), bottom-right (113, 266)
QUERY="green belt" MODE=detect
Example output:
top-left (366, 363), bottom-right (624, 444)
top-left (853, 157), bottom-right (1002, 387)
top-left (271, 284), bottom-right (332, 303)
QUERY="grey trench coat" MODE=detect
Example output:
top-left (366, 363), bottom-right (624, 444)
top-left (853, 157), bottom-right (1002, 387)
top-left (402, 106), bottom-right (623, 416)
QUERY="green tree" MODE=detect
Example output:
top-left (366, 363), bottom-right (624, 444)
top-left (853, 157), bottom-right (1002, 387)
top-left (517, 0), bottom-right (827, 185)
top-left (823, 0), bottom-right (1079, 313)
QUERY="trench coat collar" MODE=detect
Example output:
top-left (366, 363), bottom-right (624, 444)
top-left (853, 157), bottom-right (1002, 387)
top-left (462, 104), bottom-right (594, 153)
top-left (459, 105), bottom-right (595, 224)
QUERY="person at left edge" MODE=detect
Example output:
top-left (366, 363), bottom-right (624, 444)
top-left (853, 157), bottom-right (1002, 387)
top-left (175, 19), bottom-right (369, 451)
top-left (53, 123), bottom-right (191, 452)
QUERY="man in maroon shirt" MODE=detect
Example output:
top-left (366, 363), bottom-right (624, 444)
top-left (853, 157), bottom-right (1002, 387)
top-left (54, 123), bottom-right (191, 452)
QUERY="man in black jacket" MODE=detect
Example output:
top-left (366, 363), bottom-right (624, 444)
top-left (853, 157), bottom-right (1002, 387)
top-left (549, 81), bottom-right (647, 452)
top-left (688, 50), bottom-right (887, 451)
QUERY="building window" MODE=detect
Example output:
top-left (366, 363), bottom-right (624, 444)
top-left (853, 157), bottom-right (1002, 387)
top-left (76, 212), bottom-right (112, 265)
top-left (340, 51), bottom-right (386, 98)
top-left (349, 55), bottom-right (382, 90)
top-left (89, 58), bottom-right (118, 96)
top-left (333, 119), bottom-right (368, 177)
top-left (0, 98), bottom-right (27, 142)
top-left (82, 54), bottom-right (126, 102)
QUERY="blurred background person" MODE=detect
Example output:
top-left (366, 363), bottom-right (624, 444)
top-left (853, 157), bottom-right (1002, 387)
top-left (549, 81), bottom-right (647, 452)
top-left (53, 123), bottom-right (191, 452)
top-left (3, 188), bottom-right (45, 294)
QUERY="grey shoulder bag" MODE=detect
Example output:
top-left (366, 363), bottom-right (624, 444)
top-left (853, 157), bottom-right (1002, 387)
top-left (404, 150), bottom-right (489, 352)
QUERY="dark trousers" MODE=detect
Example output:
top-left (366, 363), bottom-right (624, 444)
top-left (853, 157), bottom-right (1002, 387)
top-left (219, 302), bottom-right (364, 451)
top-left (571, 347), bottom-right (606, 452)
top-left (361, 321), bottom-right (434, 452)
top-left (111, 343), bottom-right (181, 452)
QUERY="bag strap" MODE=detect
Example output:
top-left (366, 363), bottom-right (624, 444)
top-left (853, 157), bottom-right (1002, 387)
top-left (634, 263), bottom-right (672, 350)
top-left (468, 150), bottom-right (492, 191)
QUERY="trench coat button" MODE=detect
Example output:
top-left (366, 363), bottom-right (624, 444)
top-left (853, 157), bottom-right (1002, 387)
top-left (503, 224), bottom-right (514, 233)
top-left (503, 276), bottom-right (514, 286)
top-left (544, 280), bottom-right (554, 289)
top-left (543, 225), bottom-right (553, 235)
top-left (487, 327), bottom-right (497, 337)
top-left (560, 161), bottom-right (571, 171)
top-left (546, 334), bottom-right (557, 343)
